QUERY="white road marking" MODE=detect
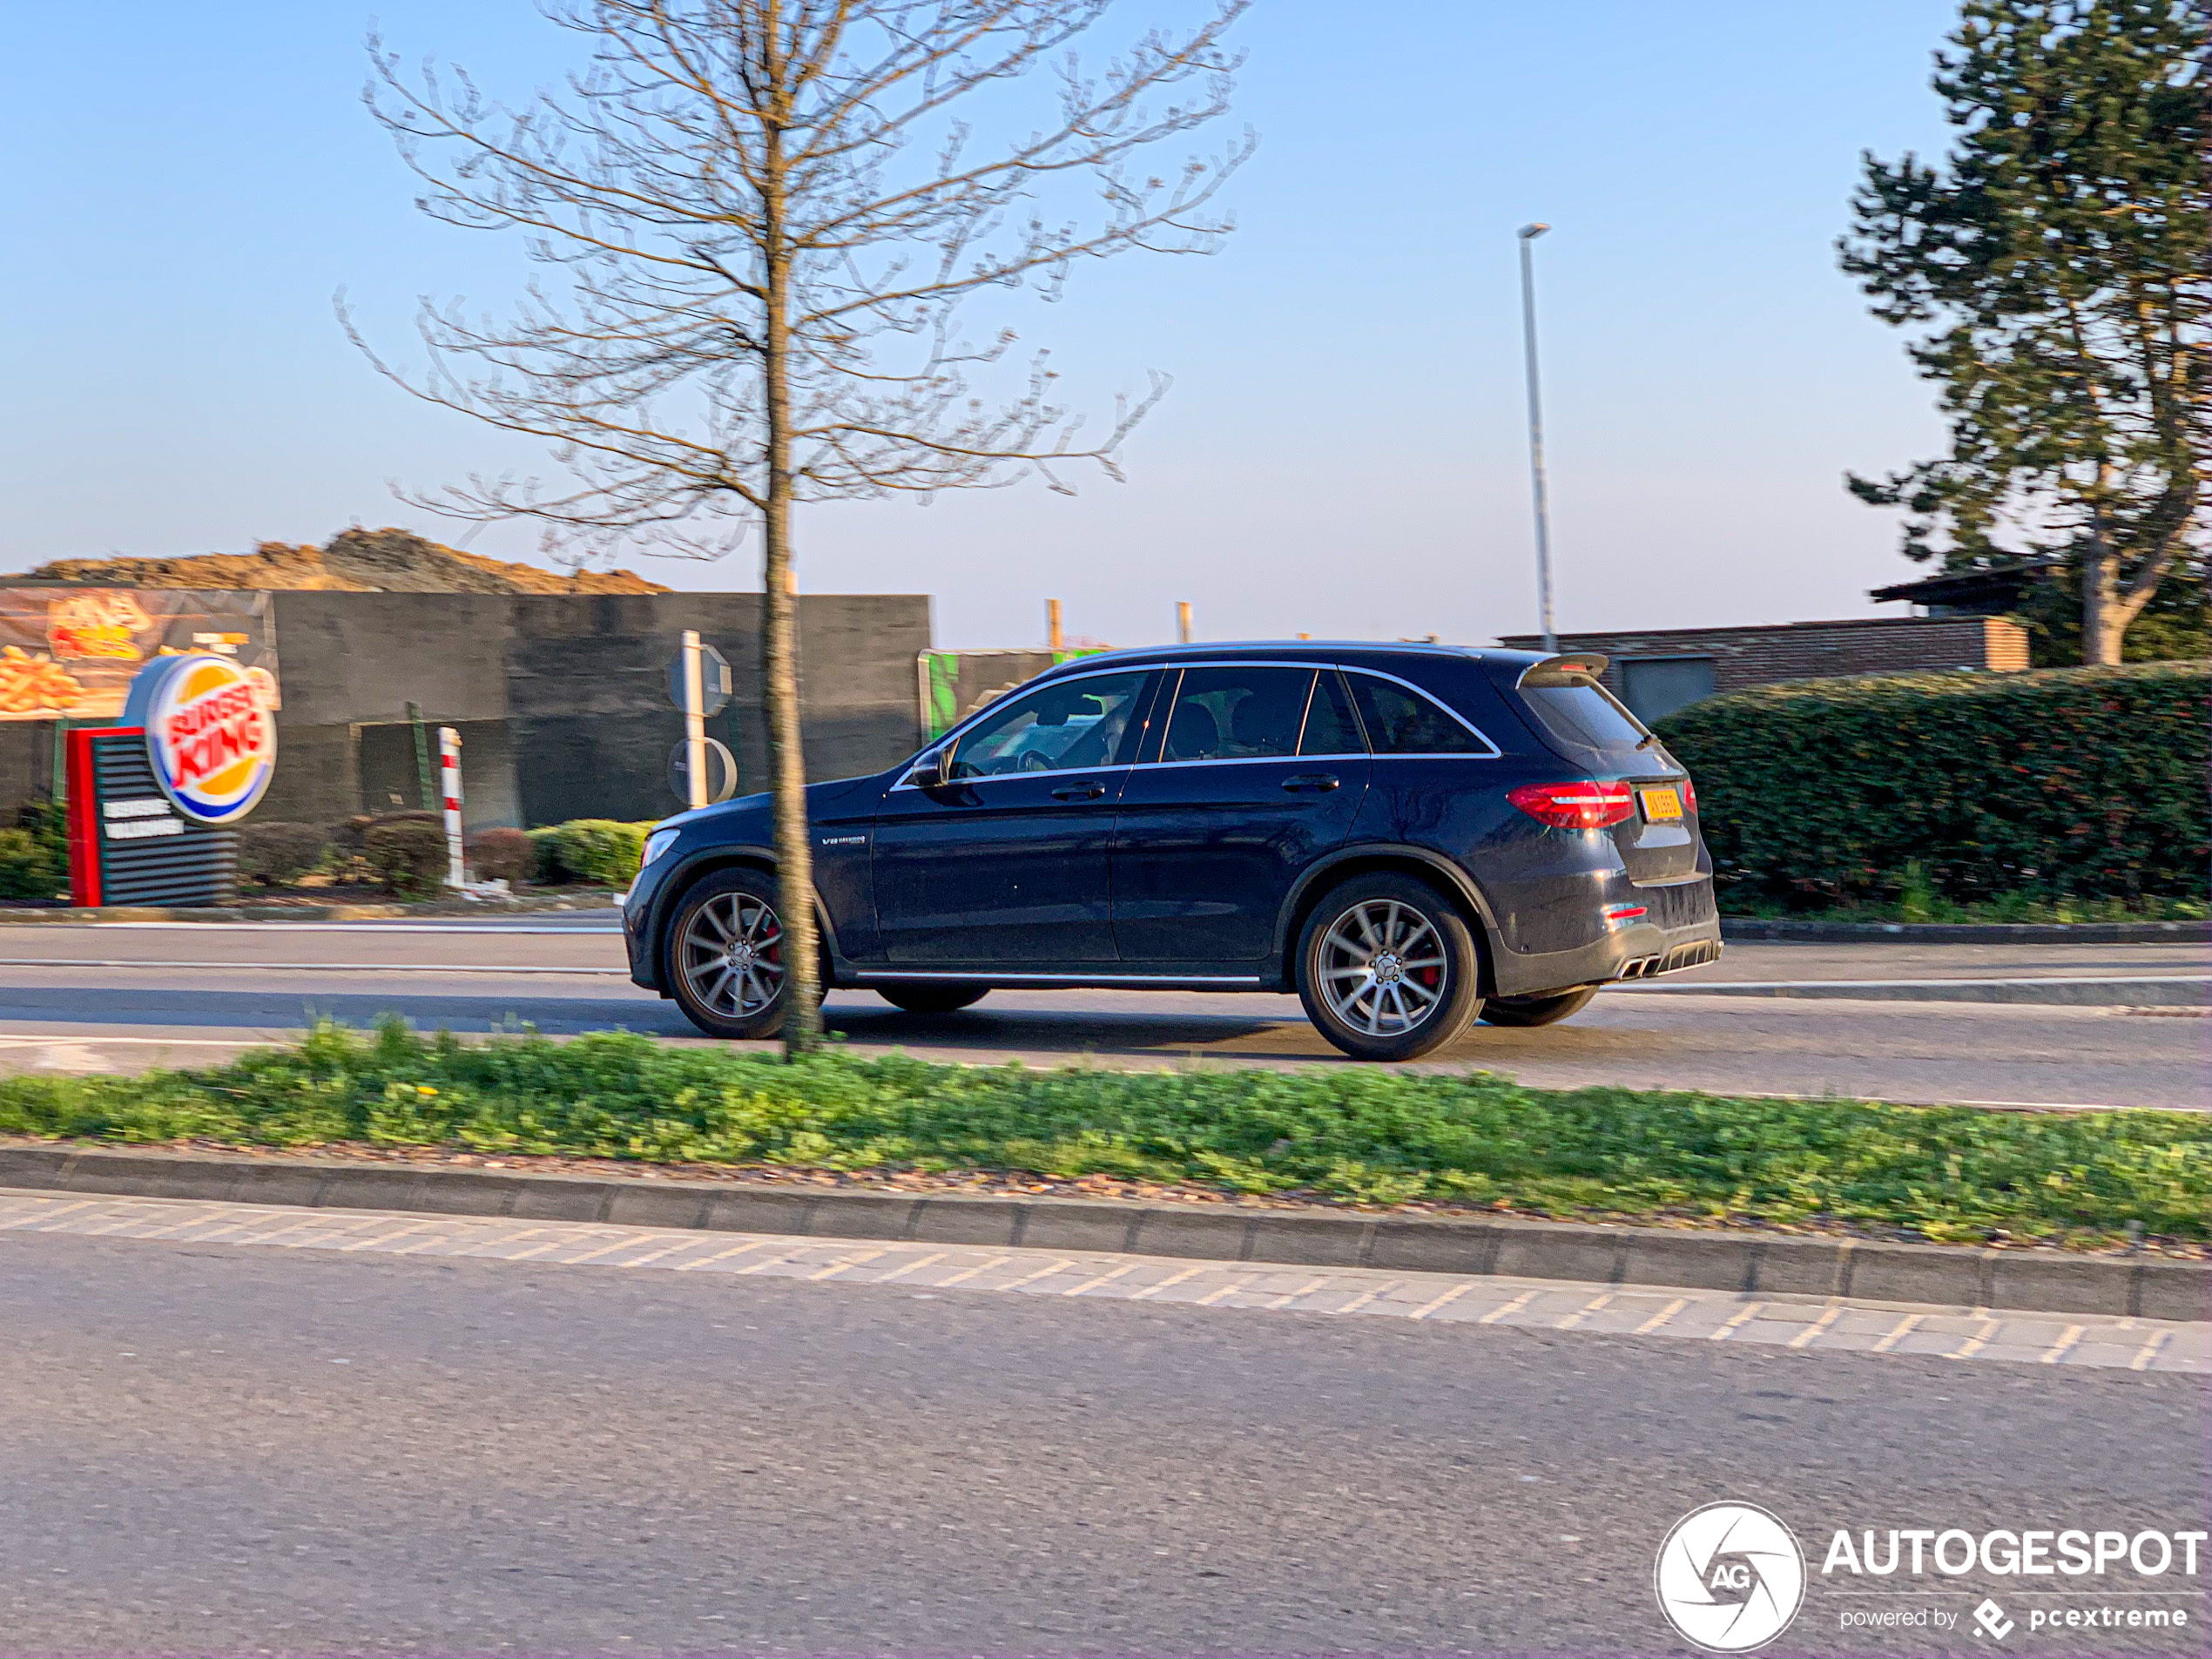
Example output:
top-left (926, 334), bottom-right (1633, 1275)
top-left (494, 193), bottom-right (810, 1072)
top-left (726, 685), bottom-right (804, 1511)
top-left (671, 1238), bottom-right (779, 1272)
top-left (1871, 1313), bottom-right (1924, 1352)
top-left (1478, 1290), bottom-right (1538, 1325)
top-left (1788, 1306), bottom-right (1844, 1349)
top-left (1554, 1293), bottom-right (1613, 1331)
top-left (1, 1191), bottom-right (2195, 1373)
top-left (2040, 1325), bottom-right (2084, 1365)
top-left (1126, 1264), bottom-right (1207, 1301)
top-left (2129, 1330), bottom-right (2173, 1372)
top-left (1947, 1318), bottom-right (1999, 1360)
top-left (1062, 1262), bottom-right (1143, 1297)
top-left (1710, 1304), bottom-right (1765, 1341)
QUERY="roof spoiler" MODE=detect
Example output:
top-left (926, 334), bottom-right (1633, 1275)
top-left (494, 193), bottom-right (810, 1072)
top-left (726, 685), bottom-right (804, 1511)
top-left (1516, 652), bottom-right (1609, 688)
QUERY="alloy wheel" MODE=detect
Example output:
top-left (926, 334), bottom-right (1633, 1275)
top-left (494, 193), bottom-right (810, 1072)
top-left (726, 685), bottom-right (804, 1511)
top-left (679, 891), bottom-right (786, 1018)
top-left (1317, 898), bottom-right (1447, 1036)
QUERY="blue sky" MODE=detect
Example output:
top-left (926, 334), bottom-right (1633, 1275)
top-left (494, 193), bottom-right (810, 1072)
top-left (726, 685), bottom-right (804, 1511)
top-left (0, 0), bottom-right (1960, 649)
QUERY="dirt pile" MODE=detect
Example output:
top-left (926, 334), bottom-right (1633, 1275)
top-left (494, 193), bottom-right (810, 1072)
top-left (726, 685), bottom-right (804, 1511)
top-left (21, 529), bottom-right (670, 595)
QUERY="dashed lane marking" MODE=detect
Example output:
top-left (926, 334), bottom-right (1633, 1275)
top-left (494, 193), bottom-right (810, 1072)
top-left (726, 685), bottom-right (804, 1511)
top-left (0, 1190), bottom-right (2198, 1374)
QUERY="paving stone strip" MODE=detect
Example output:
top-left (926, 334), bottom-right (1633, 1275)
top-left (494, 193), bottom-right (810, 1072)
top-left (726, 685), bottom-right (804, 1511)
top-left (0, 1190), bottom-right (2201, 1374)
top-left (1, 1144), bottom-right (2202, 1321)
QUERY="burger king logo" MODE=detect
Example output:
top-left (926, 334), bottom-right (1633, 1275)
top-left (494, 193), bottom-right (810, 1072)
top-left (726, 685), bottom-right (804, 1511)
top-left (122, 653), bottom-right (276, 826)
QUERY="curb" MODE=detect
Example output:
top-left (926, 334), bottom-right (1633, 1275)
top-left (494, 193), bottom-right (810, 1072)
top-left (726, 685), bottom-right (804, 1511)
top-left (3, 1145), bottom-right (2202, 1323)
top-left (1614, 975), bottom-right (2210, 1008)
top-left (1722, 918), bottom-right (2209, 945)
top-left (0, 898), bottom-right (621, 924)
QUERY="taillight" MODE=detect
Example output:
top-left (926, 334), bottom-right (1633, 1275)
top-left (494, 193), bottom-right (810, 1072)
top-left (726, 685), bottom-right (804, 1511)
top-left (1507, 780), bottom-right (1635, 830)
top-left (1683, 778), bottom-right (1697, 814)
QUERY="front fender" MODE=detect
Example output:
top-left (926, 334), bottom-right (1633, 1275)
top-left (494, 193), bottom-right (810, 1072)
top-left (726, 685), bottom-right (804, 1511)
top-left (628, 844), bottom-right (848, 992)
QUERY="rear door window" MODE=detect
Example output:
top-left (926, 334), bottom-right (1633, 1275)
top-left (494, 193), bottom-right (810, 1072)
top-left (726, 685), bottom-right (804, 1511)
top-left (1160, 667), bottom-right (1317, 763)
top-left (1300, 670), bottom-right (1365, 756)
top-left (1346, 673), bottom-right (1494, 755)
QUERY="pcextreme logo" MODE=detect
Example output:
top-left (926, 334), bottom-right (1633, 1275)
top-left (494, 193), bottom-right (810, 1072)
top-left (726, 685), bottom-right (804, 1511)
top-left (1655, 1502), bottom-right (1808, 1652)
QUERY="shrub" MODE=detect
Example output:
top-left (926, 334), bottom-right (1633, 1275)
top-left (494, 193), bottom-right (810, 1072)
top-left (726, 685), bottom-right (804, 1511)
top-left (0, 828), bottom-right (58, 900)
top-left (1655, 663), bottom-right (2210, 907)
top-left (365, 819), bottom-right (449, 900)
top-left (331, 811), bottom-right (438, 855)
top-left (548, 819), bottom-right (655, 887)
top-left (526, 825), bottom-right (568, 883)
top-left (467, 826), bottom-right (535, 886)
top-left (237, 821), bottom-right (331, 887)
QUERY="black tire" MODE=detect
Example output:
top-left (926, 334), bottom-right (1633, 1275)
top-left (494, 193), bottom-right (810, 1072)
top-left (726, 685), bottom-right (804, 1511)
top-left (875, 982), bottom-right (990, 1015)
top-left (1294, 873), bottom-right (1483, 1061)
top-left (664, 867), bottom-right (792, 1040)
top-left (1479, 986), bottom-right (1598, 1028)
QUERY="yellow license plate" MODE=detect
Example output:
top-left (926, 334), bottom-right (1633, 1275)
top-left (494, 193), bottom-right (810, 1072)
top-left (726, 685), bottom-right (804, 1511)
top-left (1639, 786), bottom-right (1683, 821)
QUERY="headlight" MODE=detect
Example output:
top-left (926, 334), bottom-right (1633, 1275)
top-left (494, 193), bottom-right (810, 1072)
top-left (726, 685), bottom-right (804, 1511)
top-left (641, 828), bottom-right (681, 867)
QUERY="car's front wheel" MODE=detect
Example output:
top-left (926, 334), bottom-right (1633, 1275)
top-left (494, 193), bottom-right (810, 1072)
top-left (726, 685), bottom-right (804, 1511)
top-left (666, 867), bottom-right (791, 1040)
top-left (875, 982), bottom-right (990, 1015)
top-left (1479, 986), bottom-right (1597, 1027)
top-left (1295, 874), bottom-right (1483, 1061)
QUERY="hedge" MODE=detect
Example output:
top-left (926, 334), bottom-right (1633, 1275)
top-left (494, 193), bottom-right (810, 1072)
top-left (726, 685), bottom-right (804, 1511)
top-left (539, 819), bottom-right (657, 887)
top-left (1653, 664), bottom-right (2209, 906)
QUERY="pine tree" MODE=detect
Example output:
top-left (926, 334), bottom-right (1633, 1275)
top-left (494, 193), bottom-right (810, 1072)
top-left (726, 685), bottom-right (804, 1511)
top-left (1841, 0), bottom-right (2208, 664)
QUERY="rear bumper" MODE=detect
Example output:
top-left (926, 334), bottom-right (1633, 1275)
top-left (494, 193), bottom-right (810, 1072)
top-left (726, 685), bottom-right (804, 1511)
top-left (1486, 880), bottom-right (1723, 999)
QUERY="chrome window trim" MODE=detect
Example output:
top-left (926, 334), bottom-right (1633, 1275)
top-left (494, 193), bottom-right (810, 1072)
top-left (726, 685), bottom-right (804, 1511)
top-left (894, 658), bottom-right (1501, 784)
top-left (892, 664), bottom-right (1158, 789)
top-left (1340, 666), bottom-right (1503, 759)
top-left (1136, 752), bottom-right (1369, 772)
top-left (889, 762), bottom-right (1136, 793)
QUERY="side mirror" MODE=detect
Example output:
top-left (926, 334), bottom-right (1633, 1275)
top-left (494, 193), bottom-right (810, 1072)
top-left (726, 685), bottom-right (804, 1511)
top-left (907, 751), bottom-right (948, 790)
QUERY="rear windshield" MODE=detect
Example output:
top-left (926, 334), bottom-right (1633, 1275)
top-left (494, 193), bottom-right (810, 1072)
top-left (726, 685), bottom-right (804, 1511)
top-left (1518, 682), bottom-right (1652, 759)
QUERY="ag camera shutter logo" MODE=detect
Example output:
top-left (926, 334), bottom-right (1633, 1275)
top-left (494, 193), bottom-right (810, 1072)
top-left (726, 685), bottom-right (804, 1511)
top-left (1656, 1501), bottom-right (1806, 1651)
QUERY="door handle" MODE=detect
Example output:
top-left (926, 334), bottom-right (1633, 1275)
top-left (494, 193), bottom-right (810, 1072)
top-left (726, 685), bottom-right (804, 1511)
top-left (1051, 779), bottom-right (1108, 800)
top-left (1282, 773), bottom-right (1340, 792)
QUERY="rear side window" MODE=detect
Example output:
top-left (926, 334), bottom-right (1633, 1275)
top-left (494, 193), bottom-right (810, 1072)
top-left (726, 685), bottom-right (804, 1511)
top-left (1518, 682), bottom-right (1651, 758)
top-left (1347, 673), bottom-right (1492, 755)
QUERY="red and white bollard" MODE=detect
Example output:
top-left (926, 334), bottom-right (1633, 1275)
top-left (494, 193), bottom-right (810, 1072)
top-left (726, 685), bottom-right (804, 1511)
top-left (438, 727), bottom-right (465, 889)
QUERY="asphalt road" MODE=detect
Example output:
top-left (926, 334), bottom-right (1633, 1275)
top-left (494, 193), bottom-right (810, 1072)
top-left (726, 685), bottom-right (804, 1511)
top-left (1, 1222), bottom-right (2204, 1658)
top-left (0, 921), bottom-right (2200, 1108)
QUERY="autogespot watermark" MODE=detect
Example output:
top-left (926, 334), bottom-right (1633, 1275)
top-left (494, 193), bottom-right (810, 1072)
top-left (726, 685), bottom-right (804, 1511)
top-left (1657, 1506), bottom-right (2207, 1650)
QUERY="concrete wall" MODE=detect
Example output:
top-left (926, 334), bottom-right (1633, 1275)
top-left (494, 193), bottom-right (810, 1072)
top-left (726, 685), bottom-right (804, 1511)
top-left (1497, 617), bottom-right (2031, 721)
top-left (261, 590), bottom-right (931, 828)
top-left (3, 592), bottom-right (930, 833)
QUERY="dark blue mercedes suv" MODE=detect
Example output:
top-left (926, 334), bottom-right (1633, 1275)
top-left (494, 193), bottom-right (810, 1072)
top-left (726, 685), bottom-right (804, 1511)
top-left (622, 644), bottom-right (1721, 1060)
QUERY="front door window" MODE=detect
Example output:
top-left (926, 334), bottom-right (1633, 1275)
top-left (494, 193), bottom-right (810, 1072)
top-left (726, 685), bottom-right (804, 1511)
top-left (949, 673), bottom-right (1150, 779)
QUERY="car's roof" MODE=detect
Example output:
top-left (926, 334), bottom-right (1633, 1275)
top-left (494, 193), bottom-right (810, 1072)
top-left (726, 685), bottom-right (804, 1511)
top-left (1033, 641), bottom-right (1550, 678)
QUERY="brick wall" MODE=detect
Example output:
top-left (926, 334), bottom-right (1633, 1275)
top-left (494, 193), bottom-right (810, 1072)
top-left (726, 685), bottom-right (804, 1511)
top-left (1497, 617), bottom-right (2030, 700)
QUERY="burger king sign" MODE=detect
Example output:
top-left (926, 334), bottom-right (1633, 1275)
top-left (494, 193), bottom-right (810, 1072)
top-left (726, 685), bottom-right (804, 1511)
top-left (122, 653), bottom-right (276, 826)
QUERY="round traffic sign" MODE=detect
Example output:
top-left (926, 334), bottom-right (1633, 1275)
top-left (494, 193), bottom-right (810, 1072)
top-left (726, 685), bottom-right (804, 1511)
top-left (668, 737), bottom-right (739, 805)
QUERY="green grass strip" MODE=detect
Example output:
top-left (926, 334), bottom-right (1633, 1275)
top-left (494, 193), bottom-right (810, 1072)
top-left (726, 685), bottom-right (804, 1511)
top-left (1, 1022), bottom-right (2204, 1247)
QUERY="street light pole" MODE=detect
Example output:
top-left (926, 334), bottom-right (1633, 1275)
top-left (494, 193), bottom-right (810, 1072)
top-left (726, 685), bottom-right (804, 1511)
top-left (1517, 222), bottom-right (1557, 652)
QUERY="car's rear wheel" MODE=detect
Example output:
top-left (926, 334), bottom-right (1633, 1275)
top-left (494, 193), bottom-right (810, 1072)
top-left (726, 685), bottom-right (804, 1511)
top-left (1479, 986), bottom-right (1598, 1027)
top-left (666, 867), bottom-right (790, 1040)
top-left (1295, 874), bottom-right (1483, 1061)
top-left (875, 982), bottom-right (990, 1015)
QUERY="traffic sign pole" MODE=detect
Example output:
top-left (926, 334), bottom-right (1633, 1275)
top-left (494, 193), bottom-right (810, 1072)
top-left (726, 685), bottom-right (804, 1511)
top-left (682, 630), bottom-right (708, 812)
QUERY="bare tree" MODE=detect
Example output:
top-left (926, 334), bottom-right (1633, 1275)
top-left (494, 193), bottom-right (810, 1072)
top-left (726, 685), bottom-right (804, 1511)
top-left (354, 0), bottom-right (1249, 1052)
